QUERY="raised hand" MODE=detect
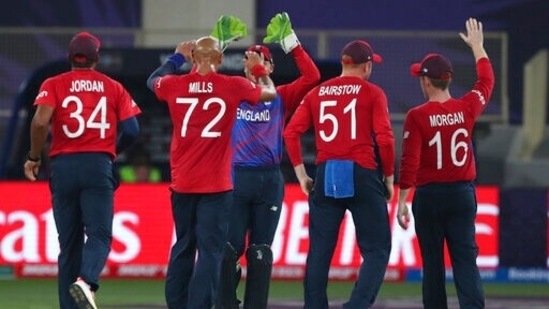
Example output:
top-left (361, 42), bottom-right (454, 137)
top-left (459, 18), bottom-right (487, 60)
top-left (459, 18), bottom-right (484, 48)
top-left (175, 41), bottom-right (196, 61)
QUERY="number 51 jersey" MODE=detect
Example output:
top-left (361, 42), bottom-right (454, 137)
top-left (399, 58), bottom-right (494, 189)
top-left (34, 69), bottom-right (141, 159)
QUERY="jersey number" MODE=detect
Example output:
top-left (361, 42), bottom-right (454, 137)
top-left (319, 99), bottom-right (356, 142)
top-left (176, 97), bottom-right (226, 138)
top-left (62, 96), bottom-right (111, 139)
top-left (428, 128), bottom-right (468, 170)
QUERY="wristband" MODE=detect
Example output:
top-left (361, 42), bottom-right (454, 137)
top-left (167, 53), bottom-right (185, 68)
top-left (27, 152), bottom-right (41, 162)
top-left (251, 64), bottom-right (269, 78)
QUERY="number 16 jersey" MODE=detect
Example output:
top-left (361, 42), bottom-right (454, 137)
top-left (399, 58), bottom-right (494, 189)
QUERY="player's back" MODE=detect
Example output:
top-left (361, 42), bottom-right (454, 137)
top-left (410, 98), bottom-right (477, 185)
top-left (160, 72), bottom-right (254, 159)
top-left (39, 69), bottom-right (131, 158)
top-left (154, 71), bottom-right (261, 192)
top-left (306, 75), bottom-right (391, 170)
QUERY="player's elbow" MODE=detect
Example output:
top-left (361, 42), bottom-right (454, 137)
top-left (31, 115), bottom-right (50, 130)
top-left (376, 133), bottom-right (395, 147)
top-left (307, 69), bottom-right (321, 85)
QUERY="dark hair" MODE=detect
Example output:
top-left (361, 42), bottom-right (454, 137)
top-left (428, 77), bottom-right (451, 90)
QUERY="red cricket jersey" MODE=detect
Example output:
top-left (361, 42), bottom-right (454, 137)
top-left (284, 75), bottom-right (395, 177)
top-left (152, 71), bottom-right (262, 193)
top-left (34, 69), bottom-right (141, 159)
top-left (399, 58), bottom-right (495, 189)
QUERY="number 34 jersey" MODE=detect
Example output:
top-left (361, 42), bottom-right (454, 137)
top-left (34, 69), bottom-right (141, 159)
top-left (399, 58), bottom-right (494, 189)
top-left (152, 71), bottom-right (262, 193)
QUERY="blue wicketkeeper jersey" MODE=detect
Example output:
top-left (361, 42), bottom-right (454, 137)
top-left (232, 94), bottom-right (285, 167)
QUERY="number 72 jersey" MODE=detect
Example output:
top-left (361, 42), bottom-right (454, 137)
top-left (34, 69), bottom-right (141, 159)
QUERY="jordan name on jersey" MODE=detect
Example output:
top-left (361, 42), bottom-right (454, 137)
top-left (69, 80), bottom-right (104, 93)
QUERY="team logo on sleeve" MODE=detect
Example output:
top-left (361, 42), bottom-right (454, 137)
top-left (471, 89), bottom-right (486, 105)
top-left (403, 131), bottom-right (410, 139)
top-left (36, 91), bottom-right (48, 99)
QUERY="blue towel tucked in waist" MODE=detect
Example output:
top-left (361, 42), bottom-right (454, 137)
top-left (324, 160), bottom-right (355, 198)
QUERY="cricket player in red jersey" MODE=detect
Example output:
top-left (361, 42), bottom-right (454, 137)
top-left (284, 40), bottom-right (395, 309)
top-left (23, 31), bottom-right (142, 309)
top-left (146, 36), bottom-right (276, 309)
top-left (397, 18), bottom-right (494, 309)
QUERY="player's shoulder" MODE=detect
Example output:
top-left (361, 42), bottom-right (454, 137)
top-left (404, 103), bottom-right (429, 119)
top-left (46, 71), bottom-right (72, 83)
top-left (223, 74), bottom-right (257, 89)
top-left (221, 73), bottom-right (247, 83)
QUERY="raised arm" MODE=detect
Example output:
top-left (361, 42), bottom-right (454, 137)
top-left (244, 50), bottom-right (277, 101)
top-left (277, 46), bottom-right (321, 117)
top-left (146, 41), bottom-right (195, 91)
top-left (459, 18), bottom-right (494, 119)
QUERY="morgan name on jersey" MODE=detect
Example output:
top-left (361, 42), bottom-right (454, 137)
top-left (429, 111), bottom-right (465, 127)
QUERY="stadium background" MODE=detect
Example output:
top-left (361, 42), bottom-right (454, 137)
top-left (0, 0), bottom-right (548, 307)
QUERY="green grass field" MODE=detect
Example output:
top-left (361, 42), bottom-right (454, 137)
top-left (1, 279), bottom-right (548, 308)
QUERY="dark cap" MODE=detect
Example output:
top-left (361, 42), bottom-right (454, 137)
top-left (410, 53), bottom-right (453, 80)
top-left (68, 31), bottom-right (101, 63)
top-left (341, 40), bottom-right (382, 64)
top-left (247, 45), bottom-right (272, 63)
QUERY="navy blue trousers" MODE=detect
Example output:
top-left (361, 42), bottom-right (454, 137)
top-left (412, 181), bottom-right (484, 309)
top-left (228, 166), bottom-right (284, 257)
top-left (49, 153), bottom-right (116, 309)
top-left (304, 163), bottom-right (391, 309)
top-left (165, 190), bottom-right (232, 309)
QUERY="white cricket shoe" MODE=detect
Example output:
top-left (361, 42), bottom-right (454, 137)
top-left (69, 277), bottom-right (98, 309)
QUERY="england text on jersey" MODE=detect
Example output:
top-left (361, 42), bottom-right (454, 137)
top-left (69, 80), bottom-right (104, 92)
top-left (318, 84), bottom-right (362, 96)
top-left (429, 111), bottom-right (465, 127)
top-left (236, 107), bottom-right (270, 122)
